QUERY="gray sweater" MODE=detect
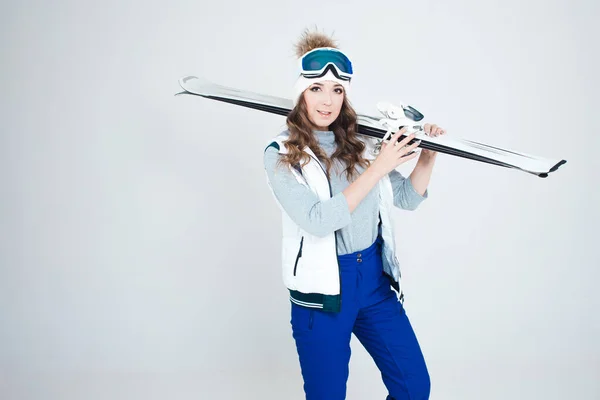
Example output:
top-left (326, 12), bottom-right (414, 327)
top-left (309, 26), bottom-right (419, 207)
top-left (263, 130), bottom-right (428, 255)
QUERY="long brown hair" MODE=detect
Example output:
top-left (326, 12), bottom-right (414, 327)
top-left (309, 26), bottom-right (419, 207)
top-left (277, 93), bottom-right (371, 182)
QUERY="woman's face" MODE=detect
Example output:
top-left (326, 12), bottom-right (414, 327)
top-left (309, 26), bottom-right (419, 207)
top-left (303, 81), bottom-right (345, 130)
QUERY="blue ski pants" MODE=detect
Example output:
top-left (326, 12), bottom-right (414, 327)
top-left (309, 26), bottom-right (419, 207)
top-left (290, 236), bottom-right (431, 400)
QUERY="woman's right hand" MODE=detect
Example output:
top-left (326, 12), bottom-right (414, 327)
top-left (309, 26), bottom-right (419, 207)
top-left (369, 127), bottom-right (421, 178)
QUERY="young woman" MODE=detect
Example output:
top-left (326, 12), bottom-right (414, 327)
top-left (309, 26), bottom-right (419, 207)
top-left (263, 30), bottom-right (446, 400)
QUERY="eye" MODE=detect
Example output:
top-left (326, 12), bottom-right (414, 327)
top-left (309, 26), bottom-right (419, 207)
top-left (335, 88), bottom-right (344, 94)
top-left (310, 86), bottom-right (321, 92)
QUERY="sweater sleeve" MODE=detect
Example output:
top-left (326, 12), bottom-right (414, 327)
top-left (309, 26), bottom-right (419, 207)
top-left (388, 169), bottom-right (428, 211)
top-left (263, 145), bottom-right (352, 237)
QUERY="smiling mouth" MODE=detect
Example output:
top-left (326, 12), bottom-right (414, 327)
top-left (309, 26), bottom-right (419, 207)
top-left (318, 110), bottom-right (332, 116)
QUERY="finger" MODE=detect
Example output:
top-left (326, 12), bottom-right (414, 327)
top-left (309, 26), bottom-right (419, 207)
top-left (396, 132), bottom-right (417, 148)
top-left (392, 127), bottom-right (407, 140)
top-left (430, 124), bottom-right (438, 136)
top-left (390, 127), bottom-right (408, 147)
top-left (400, 140), bottom-right (422, 155)
top-left (409, 139), bottom-right (422, 150)
top-left (381, 130), bottom-right (393, 142)
top-left (392, 128), bottom-right (413, 146)
top-left (423, 123), bottom-right (431, 134)
top-left (398, 149), bottom-right (419, 162)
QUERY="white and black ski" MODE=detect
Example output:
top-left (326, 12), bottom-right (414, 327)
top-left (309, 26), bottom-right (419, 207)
top-left (176, 76), bottom-right (566, 178)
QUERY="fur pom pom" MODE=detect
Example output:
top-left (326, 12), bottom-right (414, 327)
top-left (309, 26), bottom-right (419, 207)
top-left (294, 28), bottom-right (338, 58)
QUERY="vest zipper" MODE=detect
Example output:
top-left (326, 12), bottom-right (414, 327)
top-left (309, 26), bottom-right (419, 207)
top-left (307, 153), bottom-right (343, 311)
top-left (293, 236), bottom-right (304, 276)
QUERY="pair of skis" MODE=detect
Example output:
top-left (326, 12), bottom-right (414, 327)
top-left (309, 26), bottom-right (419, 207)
top-left (175, 76), bottom-right (566, 178)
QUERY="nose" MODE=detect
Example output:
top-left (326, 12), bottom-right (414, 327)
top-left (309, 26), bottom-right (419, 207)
top-left (322, 91), bottom-right (333, 106)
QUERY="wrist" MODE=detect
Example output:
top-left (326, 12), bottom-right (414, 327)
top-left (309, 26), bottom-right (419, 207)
top-left (366, 163), bottom-right (386, 180)
top-left (418, 151), bottom-right (437, 163)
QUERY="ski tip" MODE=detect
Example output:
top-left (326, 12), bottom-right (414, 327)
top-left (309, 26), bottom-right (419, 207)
top-left (178, 75), bottom-right (213, 92)
top-left (178, 75), bottom-right (198, 89)
top-left (180, 75), bottom-right (197, 83)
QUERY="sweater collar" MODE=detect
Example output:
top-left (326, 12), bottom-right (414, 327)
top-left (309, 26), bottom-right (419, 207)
top-left (313, 130), bottom-right (335, 148)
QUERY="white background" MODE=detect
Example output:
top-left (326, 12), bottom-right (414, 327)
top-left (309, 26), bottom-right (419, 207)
top-left (1, 0), bottom-right (598, 399)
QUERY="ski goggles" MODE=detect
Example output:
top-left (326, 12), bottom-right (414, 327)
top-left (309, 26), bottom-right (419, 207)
top-left (299, 47), bottom-right (353, 81)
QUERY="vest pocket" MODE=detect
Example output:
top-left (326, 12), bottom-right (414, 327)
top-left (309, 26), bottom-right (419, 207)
top-left (293, 236), bottom-right (304, 276)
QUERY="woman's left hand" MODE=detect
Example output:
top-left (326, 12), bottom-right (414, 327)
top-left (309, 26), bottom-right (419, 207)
top-left (421, 123), bottom-right (446, 157)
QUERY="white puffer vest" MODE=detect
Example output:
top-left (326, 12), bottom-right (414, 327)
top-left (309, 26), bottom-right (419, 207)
top-left (264, 131), bottom-right (404, 312)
